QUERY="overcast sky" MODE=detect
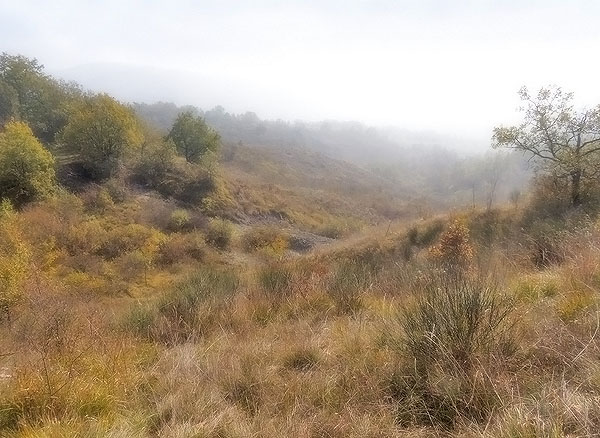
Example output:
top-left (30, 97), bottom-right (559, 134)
top-left (2, 0), bottom-right (600, 147)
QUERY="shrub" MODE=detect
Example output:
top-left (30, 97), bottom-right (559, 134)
top-left (168, 208), bottom-right (191, 231)
top-left (0, 200), bottom-right (30, 317)
top-left (61, 94), bottom-right (143, 179)
top-left (133, 139), bottom-right (177, 187)
top-left (136, 158), bottom-right (216, 205)
top-left (93, 188), bottom-right (114, 212)
top-left (242, 226), bottom-right (288, 256)
top-left (0, 121), bottom-right (56, 206)
top-left (158, 232), bottom-right (206, 265)
top-left (429, 219), bottom-right (474, 271)
top-left (205, 218), bottom-right (233, 250)
top-left (98, 223), bottom-right (158, 259)
top-left (407, 220), bottom-right (444, 247)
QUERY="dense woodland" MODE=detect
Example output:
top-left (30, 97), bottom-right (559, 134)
top-left (1, 53), bottom-right (600, 437)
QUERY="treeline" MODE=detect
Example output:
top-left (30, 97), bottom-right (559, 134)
top-left (0, 54), bottom-right (223, 208)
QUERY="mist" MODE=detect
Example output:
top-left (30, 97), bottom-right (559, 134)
top-left (3, 0), bottom-right (600, 152)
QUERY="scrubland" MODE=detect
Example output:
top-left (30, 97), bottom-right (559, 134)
top-left (1, 179), bottom-right (600, 437)
top-left (1, 54), bottom-right (600, 437)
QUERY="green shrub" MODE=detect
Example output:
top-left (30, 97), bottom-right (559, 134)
top-left (205, 218), bottom-right (233, 250)
top-left (0, 121), bottom-right (56, 206)
top-left (242, 226), bottom-right (288, 255)
top-left (169, 208), bottom-right (191, 231)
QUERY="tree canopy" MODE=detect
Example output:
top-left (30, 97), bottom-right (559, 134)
top-left (0, 121), bottom-right (56, 205)
top-left (61, 94), bottom-right (143, 179)
top-left (167, 111), bottom-right (221, 163)
top-left (493, 86), bottom-right (600, 206)
top-left (0, 53), bottom-right (81, 143)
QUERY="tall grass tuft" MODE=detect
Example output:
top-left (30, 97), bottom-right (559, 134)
top-left (390, 273), bottom-right (516, 428)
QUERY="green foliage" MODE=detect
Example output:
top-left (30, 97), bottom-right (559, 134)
top-left (493, 86), bottom-right (600, 207)
top-left (205, 218), bottom-right (233, 250)
top-left (61, 94), bottom-right (143, 179)
top-left (134, 138), bottom-right (177, 186)
top-left (168, 209), bottom-right (191, 231)
top-left (167, 111), bottom-right (221, 163)
top-left (0, 77), bottom-right (18, 126)
top-left (0, 53), bottom-right (80, 142)
top-left (0, 121), bottom-right (56, 205)
top-left (242, 226), bottom-right (289, 256)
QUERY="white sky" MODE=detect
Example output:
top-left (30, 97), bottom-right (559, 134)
top-left (2, 0), bottom-right (600, 147)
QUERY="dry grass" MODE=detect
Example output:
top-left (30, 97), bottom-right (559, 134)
top-left (2, 192), bottom-right (600, 437)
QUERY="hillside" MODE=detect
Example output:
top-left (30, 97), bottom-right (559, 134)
top-left (2, 53), bottom-right (600, 438)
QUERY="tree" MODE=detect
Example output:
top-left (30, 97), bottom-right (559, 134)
top-left (0, 53), bottom-right (80, 142)
top-left (493, 86), bottom-right (600, 207)
top-left (0, 78), bottom-right (18, 127)
top-left (0, 121), bottom-right (56, 205)
top-left (167, 111), bottom-right (220, 163)
top-left (61, 94), bottom-right (143, 179)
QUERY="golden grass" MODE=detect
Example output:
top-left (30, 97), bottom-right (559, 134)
top-left (2, 193), bottom-right (600, 437)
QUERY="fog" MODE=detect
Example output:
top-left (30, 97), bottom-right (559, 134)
top-left (2, 0), bottom-right (600, 151)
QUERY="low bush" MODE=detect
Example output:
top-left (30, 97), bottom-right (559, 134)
top-left (158, 232), bottom-right (206, 265)
top-left (168, 208), bottom-right (191, 232)
top-left (205, 218), bottom-right (233, 250)
top-left (242, 226), bottom-right (288, 256)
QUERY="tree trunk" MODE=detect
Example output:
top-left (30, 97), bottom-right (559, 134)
top-left (571, 169), bottom-right (582, 207)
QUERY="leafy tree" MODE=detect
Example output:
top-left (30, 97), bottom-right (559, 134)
top-left (167, 111), bottom-right (220, 163)
top-left (0, 121), bottom-right (56, 205)
top-left (493, 86), bottom-right (600, 207)
top-left (134, 138), bottom-right (177, 186)
top-left (61, 94), bottom-right (143, 179)
top-left (0, 78), bottom-right (18, 127)
top-left (0, 53), bottom-right (80, 142)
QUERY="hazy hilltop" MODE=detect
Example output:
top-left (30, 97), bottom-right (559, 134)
top-left (134, 101), bottom-right (530, 209)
